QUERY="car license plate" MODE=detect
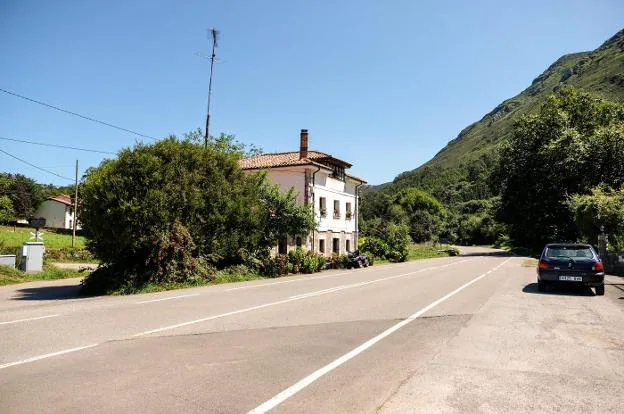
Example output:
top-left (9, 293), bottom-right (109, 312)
top-left (559, 276), bottom-right (582, 282)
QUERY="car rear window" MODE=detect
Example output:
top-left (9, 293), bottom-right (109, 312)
top-left (546, 246), bottom-right (594, 259)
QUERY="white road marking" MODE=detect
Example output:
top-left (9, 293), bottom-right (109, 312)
top-left (134, 260), bottom-right (470, 337)
top-left (0, 344), bottom-right (99, 370)
top-left (247, 257), bottom-right (512, 414)
top-left (0, 314), bottom-right (60, 326)
top-left (288, 265), bottom-right (447, 300)
top-left (224, 272), bottom-right (351, 291)
top-left (136, 293), bottom-right (200, 304)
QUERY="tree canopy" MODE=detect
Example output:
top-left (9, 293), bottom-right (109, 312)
top-left (79, 136), bottom-right (315, 293)
top-left (493, 87), bottom-right (624, 250)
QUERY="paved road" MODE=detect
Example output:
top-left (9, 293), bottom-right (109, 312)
top-left (1, 247), bottom-right (623, 413)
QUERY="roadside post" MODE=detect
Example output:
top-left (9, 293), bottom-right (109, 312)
top-left (21, 218), bottom-right (46, 272)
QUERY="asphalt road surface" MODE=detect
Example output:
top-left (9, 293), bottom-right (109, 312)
top-left (1, 247), bottom-right (623, 413)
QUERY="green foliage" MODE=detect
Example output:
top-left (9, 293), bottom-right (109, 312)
top-left (0, 226), bottom-right (87, 249)
top-left (0, 195), bottom-right (13, 224)
top-left (494, 87), bottom-right (624, 250)
top-left (360, 237), bottom-right (390, 258)
top-left (0, 173), bottom-right (44, 219)
top-left (0, 264), bottom-right (84, 286)
top-left (327, 253), bottom-right (350, 268)
top-left (286, 248), bottom-right (325, 274)
top-left (363, 29), bottom-right (624, 249)
top-left (398, 29), bottom-right (624, 183)
top-left (184, 129), bottom-right (263, 157)
top-left (44, 248), bottom-right (95, 263)
top-left (79, 136), bottom-right (314, 294)
top-left (569, 186), bottom-right (624, 249)
top-left (392, 188), bottom-right (447, 243)
top-left (288, 247), bottom-right (306, 274)
top-left (361, 187), bottom-right (445, 246)
top-left (361, 222), bottom-right (410, 262)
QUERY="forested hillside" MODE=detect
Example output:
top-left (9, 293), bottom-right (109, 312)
top-left (361, 28), bottom-right (624, 251)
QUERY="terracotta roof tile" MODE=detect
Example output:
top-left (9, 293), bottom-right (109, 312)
top-left (346, 173), bottom-right (367, 184)
top-left (49, 195), bottom-right (72, 206)
top-left (239, 150), bottom-right (352, 170)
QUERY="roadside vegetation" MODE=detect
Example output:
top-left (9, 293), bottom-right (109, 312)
top-left (361, 87), bottom-right (624, 254)
top-left (78, 134), bottom-right (320, 295)
top-left (0, 226), bottom-right (95, 264)
top-left (0, 264), bottom-right (84, 286)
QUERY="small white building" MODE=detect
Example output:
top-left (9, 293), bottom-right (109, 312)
top-left (239, 129), bottom-right (366, 256)
top-left (34, 195), bottom-right (78, 230)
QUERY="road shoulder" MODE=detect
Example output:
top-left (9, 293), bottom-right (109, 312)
top-left (379, 261), bottom-right (624, 413)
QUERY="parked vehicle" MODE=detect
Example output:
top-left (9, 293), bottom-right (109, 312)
top-left (537, 243), bottom-right (605, 295)
top-left (347, 249), bottom-right (370, 269)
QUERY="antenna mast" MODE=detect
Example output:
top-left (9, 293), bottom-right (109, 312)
top-left (205, 28), bottom-right (219, 149)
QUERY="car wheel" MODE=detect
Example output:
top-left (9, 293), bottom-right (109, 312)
top-left (537, 280), bottom-right (546, 292)
top-left (595, 284), bottom-right (605, 296)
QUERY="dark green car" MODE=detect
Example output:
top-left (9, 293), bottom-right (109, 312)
top-left (537, 243), bottom-right (605, 295)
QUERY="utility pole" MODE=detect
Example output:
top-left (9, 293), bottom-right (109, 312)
top-left (72, 159), bottom-right (78, 248)
top-left (205, 28), bottom-right (219, 149)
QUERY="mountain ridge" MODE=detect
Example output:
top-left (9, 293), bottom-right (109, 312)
top-left (387, 28), bottom-right (624, 190)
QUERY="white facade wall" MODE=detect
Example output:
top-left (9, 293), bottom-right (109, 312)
top-left (267, 170), bottom-right (306, 203)
top-left (314, 174), bottom-right (357, 233)
top-left (34, 200), bottom-right (73, 229)
top-left (261, 167), bottom-right (362, 256)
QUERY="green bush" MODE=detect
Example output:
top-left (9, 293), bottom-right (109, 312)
top-left (361, 237), bottom-right (390, 258)
top-left (288, 247), bottom-right (306, 274)
top-left (222, 264), bottom-right (254, 276)
top-left (44, 248), bottom-right (95, 263)
top-left (81, 223), bottom-right (216, 295)
top-left (301, 251), bottom-right (326, 273)
top-left (79, 137), bottom-right (315, 294)
top-left (326, 253), bottom-right (350, 269)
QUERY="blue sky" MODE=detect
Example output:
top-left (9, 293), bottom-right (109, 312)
top-left (1, 0), bottom-right (622, 186)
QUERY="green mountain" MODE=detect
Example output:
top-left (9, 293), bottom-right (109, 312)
top-left (391, 28), bottom-right (624, 190)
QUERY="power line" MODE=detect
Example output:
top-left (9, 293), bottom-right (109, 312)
top-left (0, 136), bottom-right (115, 155)
top-left (0, 87), bottom-right (157, 141)
top-left (0, 147), bottom-right (73, 181)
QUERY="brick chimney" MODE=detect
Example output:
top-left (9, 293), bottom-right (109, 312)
top-left (299, 129), bottom-right (308, 159)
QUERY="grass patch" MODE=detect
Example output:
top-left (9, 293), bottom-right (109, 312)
top-left (409, 243), bottom-right (459, 260)
top-left (0, 225), bottom-right (87, 249)
top-left (522, 258), bottom-right (538, 267)
top-left (108, 270), bottom-right (261, 295)
top-left (0, 264), bottom-right (85, 286)
top-left (371, 243), bottom-right (460, 265)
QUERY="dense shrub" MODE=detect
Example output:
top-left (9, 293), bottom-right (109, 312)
top-left (81, 223), bottom-right (216, 294)
top-left (288, 248), bottom-right (306, 274)
top-left (44, 248), bottom-right (95, 263)
top-left (79, 137), bottom-right (314, 293)
top-left (360, 237), bottom-right (390, 258)
top-left (361, 224), bottom-right (410, 262)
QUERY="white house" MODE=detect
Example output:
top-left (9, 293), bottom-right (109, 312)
top-left (34, 195), bottom-right (78, 230)
top-left (239, 129), bottom-right (366, 256)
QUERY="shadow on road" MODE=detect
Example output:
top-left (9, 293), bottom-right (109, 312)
top-left (459, 251), bottom-right (515, 258)
top-left (523, 282), bottom-right (595, 297)
top-left (13, 285), bottom-right (83, 301)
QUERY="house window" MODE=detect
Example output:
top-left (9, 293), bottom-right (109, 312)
top-left (331, 165), bottom-right (345, 181)
top-left (333, 238), bottom-right (340, 254)
top-left (319, 197), bottom-right (327, 218)
top-left (278, 237), bottom-right (287, 255)
top-left (296, 236), bottom-right (302, 248)
top-left (346, 202), bottom-right (352, 220)
top-left (333, 200), bottom-right (340, 219)
top-left (319, 239), bottom-right (325, 253)
top-left (346, 239), bottom-right (351, 253)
